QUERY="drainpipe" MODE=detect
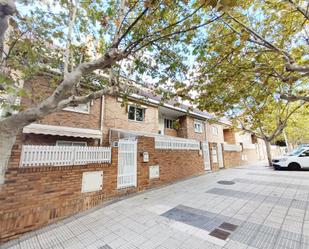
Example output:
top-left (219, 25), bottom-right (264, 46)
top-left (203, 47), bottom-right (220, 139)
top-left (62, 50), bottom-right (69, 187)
top-left (204, 120), bottom-right (208, 143)
top-left (99, 95), bottom-right (105, 145)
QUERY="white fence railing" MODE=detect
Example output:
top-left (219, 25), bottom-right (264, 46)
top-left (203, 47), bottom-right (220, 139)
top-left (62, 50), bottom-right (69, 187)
top-left (243, 143), bottom-right (256, 149)
top-left (155, 137), bottom-right (200, 150)
top-left (223, 144), bottom-right (242, 152)
top-left (20, 145), bottom-right (112, 167)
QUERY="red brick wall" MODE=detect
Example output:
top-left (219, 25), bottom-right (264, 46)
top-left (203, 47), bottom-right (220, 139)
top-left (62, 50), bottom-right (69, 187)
top-left (177, 116), bottom-right (206, 141)
top-left (223, 129), bottom-right (236, 144)
top-left (1, 136), bottom-right (205, 243)
top-left (164, 128), bottom-right (177, 137)
top-left (21, 76), bottom-right (102, 130)
top-left (137, 137), bottom-right (205, 188)
top-left (223, 148), bottom-right (260, 168)
top-left (102, 96), bottom-right (159, 143)
top-left (223, 151), bottom-right (242, 168)
top-left (1, 154), bottom-right (117, 242)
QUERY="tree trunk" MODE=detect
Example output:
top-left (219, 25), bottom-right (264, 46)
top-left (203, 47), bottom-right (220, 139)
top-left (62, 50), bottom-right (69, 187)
top-left (264, 139), bottom-right (272, 167)
top-left (0, 132), bottom-right (16, 185)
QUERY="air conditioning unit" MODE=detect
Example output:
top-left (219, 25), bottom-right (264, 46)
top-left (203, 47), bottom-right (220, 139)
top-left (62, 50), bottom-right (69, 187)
top-left (112, 141), bottom-right (119, 147)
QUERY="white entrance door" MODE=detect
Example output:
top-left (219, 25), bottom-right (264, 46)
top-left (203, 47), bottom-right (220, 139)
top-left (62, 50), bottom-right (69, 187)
top-left (202, 142), bottom-right (211, 171)
top-left (218, 143), bottom-right (224, 169)
top-left (117, 139), bottom-right (137, 189)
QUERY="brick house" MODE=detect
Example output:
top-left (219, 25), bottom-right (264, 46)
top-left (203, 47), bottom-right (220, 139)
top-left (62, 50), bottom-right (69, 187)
top-left (16, 77), bottom-right (229, 148)
top-left (7, 77), bottom-right (268, 172)
top-left (0, 78), bottom-right (268, 243)
top-left (5, 75), bottom-right (271, 177)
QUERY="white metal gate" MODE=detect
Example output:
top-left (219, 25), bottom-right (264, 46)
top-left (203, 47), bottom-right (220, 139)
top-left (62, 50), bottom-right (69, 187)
top-left (117, 139), bottom-right (137, 189)
top-left (202, 142), bottom-right (211, 171)
top-left (217, 143), bottom-right (224, 169)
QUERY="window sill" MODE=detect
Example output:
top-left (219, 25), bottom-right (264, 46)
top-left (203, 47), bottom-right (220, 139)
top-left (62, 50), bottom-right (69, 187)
top-left (63, 109), bottom-right (90, 115)
top-left (128, 119), bottom-right (145, 123)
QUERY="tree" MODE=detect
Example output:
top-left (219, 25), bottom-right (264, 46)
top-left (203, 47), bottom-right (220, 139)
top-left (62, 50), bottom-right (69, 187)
top-left (223, 0), bottom-right (309, 102)
top-left (169, 0), bottom-right (309, 165)
top-left (284, 105), bottom-right (309, 145)
top-left (233, 100), bottom-right (303, 166)
top-left (0, 0), bottom-right (238, 183)
top-left (178, 31), bottom-right (306, 166)
top-left (178, 1), bottom-right (309, 104)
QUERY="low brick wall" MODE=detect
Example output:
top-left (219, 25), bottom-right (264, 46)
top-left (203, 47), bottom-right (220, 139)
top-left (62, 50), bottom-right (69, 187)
top-left (0, 158), bottom-right (118, 242)
top-left (243, 148), bottom-right (260, 163)
top-left (223, 148), bottom-right (260, 168)
top-left (137, 137), bottom-right (204, 189)
top-left (1, 136), bottom-right (205, 243)
top-left (223, 151), bottom-right (242, 168)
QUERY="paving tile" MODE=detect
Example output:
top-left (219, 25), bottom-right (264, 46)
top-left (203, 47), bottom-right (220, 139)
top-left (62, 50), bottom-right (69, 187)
top-left (98, 245), bottom-right (113, 249)
top-left (3, 162), bottom-right (309, 249)
top-left (219, 222), bottom-right (238, 232)
top-left (209, 229), bottom-right (230, 240)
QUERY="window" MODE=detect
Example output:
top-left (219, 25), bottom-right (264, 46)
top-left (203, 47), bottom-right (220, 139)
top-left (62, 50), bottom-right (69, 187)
top-left (300, 150), bottom-right (309, 157)
top-left (194, 120), bottom-right (203, 133)
top-left (64, 103), bottom-right (90, 114)
top-left (56, 141), bottom-right (87, 146)
top-left (128, 105), bottom-right (145, 121)
top-left (164, 119), bottom-right (175, 129)
top-left (212, 125), bottom-right (218, 135)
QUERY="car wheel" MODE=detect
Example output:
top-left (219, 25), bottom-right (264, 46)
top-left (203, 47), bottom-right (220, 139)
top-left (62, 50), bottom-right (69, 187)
top-left (274, 165), bottom-right (281, 170)
top-left (288, 162), bottom-right (301, 170)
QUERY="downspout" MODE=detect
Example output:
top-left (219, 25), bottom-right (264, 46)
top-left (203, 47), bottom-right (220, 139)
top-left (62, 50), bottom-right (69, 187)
top-left (99, 95), bottom-right (105, 145)
top-left (204, 120), bottom-right (208, 142)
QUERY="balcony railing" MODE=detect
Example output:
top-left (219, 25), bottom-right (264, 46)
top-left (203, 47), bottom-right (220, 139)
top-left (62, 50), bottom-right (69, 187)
top-left (155, 137), bottom-right (200, 150)
top-left (243, 143), bottom-right (257, 149)
top-left (223, 144), bottom-right (242, 152)
top-left (20, 145), bottom-right (112, 167)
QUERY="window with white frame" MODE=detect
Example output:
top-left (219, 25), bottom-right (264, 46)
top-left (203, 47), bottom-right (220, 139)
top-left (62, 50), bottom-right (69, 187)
top-left (194, 120), bottom-right (203, 133)
top-left (164, 119), bottom-right (175, 129)
top-left (212, 125), bottom-right (218, 135)
top-left (64, 103), bottom-right (90, 114)
top-left (56, 140), bottom-right (87, 146)
top-left (128, 105), bottom-right (145, 121)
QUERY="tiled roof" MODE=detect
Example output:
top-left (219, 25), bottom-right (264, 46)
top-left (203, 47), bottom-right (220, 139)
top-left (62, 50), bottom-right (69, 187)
top-left (130, 88), bottom-right (230, 124)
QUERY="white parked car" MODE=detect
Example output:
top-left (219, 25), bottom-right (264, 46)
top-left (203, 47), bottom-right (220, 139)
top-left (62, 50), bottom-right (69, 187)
top-left (272, 146), bottom-right (309, 170)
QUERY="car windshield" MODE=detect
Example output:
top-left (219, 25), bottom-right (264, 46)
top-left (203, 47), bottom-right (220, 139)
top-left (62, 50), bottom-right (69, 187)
top-left (287, 147), bottom-right (305, 156)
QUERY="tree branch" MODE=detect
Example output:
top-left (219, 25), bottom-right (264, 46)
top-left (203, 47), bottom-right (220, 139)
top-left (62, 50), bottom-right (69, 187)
top-left (113, 3), bottom-right (151, 48)
top-left (287, 0), bottom-right (309, 20)
top-left (285, 63), bottom-right (309, 73)
top-left (0, 0), bottom-right (16, 62)
top-left (227, 13), bottom-right (294, 64)
top-left (64, 0), bottom-right (78, 76)
top-left (129, 14), bottom-right (223, 53)
top-left (0, 48), bottom-right (128, 135)
top-left (280, 94), bottom-right (309, 102)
